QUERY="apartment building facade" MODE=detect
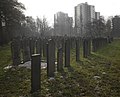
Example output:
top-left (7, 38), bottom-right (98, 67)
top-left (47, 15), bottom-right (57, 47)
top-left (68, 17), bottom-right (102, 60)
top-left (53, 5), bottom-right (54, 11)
top-left (75, 2), bottom-right (99, 37)
top-left (54, 12), bottom-right (73, 36)
top-left (112, 15), bottom-right (120, 37)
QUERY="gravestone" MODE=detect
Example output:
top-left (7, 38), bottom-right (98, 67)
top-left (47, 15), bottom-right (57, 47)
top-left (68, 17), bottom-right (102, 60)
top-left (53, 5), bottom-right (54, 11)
top-left (58, 38), bottom-right (62, 48)
top-left (11, 38), bottom-right (21, 66)
top-left (86, 39), bottom-right (89, 57)
top-left (61, 37), bottom-right (65, 52)
top-left (36, 38), bottom-right (42, 55)
top-left (65, 39), bottom-right (70, 67)
top-left (57, 47), bottom-right (63, 72)
top-left (104, 38), bottom-right (106, 44)
top-left (31, 54), bottom-right (41, 93)
top-left (92, 38), bottom-right (97, 52)
top-left (71, 37), bottom-right (76, 49)
top-left (83, 39), bottom-right (86, 58)
top-left (43, 38), bottom-right (47, 58)
top-left (47, 39), bottom-right (55, 77)
top-left (22, 38), bottom-right (30, 63)
top-left (76, 38), bottom-right (80, 61)
top-left (88, 39), bottom-right (91, 55)
top-left (83, 39), bottom-right (88, 58)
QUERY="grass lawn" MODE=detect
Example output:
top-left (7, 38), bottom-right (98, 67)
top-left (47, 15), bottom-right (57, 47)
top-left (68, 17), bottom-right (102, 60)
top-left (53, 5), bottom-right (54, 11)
top-left (0, 40), bottom-right (120, 97)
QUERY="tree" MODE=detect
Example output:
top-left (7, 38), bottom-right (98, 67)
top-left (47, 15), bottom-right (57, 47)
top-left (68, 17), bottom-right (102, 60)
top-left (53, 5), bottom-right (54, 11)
top-left (106, 19), bottom-right (112, 37)
top-left (0, 0), bottom-right (25, 45)
top-left (36, 17), bottom-right (51, 37)
top-left (36, 17), bottom-right (43, 34)
top-left (21, 16), bottom-right (51, 38)
top-left (21, 16), bottom-right (38, 37)
top-left (86, 17), bottom-right (106, 38)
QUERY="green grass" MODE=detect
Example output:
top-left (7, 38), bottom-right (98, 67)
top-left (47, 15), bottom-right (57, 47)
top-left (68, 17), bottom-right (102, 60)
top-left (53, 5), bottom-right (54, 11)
top-left (0, 44), bottom-right (31, 96)
top-left (0, 40), bottom-right (120, 97)
top-left (0, 44), bottom-right (12, 76)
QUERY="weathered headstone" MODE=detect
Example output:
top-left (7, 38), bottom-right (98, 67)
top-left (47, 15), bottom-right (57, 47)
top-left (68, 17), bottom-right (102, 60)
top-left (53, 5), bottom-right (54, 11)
top-left (65, 39), bottom-right (70, 67)
top-left (71, 37), bottom-right (76, 49)
top-left (31, 54), bottom-right (41, 93)
top-left (88, 39), bottom-right (91, 55)
top-left (47, 39), bottom-right (55, 77)
top-left (36, 38), bottom-right (42, 55)
top-left (83, 39), bottom-right (88, 58)
top-left (11, 38), bottom-right (21, 66)
top-left (92, 38), bottom-right (97, 52)
top-left (83, 38), bottom-right (91, 58)
top-left (22, 38), bottom-right (30, 63)
top-left (86, 39), bottom-right (89, 56)
top-left (57, 47), bottom-right (63, 72)
top-left (61, 37), bottom-right (66, 52)
top-left (76, 38), bottom-right (80, 61)
top-left (43, 38), bottom-right (47, 58)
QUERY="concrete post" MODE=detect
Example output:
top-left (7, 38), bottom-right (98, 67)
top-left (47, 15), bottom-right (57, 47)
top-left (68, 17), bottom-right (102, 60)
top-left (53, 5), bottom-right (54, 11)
top-left (76, 38), bottom-right (80, 61)
top-left (65, 39), bottom-right (70, 67)
top-left (31, 54), bottom-right (41, 93)
top-left (57, 47), bottom-right (63, 71)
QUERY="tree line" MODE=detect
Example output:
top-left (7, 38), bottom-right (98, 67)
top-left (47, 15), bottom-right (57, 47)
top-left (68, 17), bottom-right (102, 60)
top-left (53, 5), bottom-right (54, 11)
top-left (85, 17), bottom-right (112, 38)
top-left (0, 0), bottom-right (51, 46)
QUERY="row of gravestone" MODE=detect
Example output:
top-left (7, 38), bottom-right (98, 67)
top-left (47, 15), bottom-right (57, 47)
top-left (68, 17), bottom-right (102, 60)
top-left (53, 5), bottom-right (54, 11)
top-left (30, 37), bottom-right (113, 93)
top-left (11, 37), bottom-right (52, 66)
top-left (11, 36), bottom-right (112, 77)
top-left (31, 38), bottom-right (77, 93)
top-left (83, 37), bottom-right (113, 57)
top-left (11, 37), bottom-right (113, 66)
top-left (11, 37), bottom-right (81, 66)
top-left (11, 36), bottom-right (113, 93)
top-left (92, 37), bottom-right (109, 52)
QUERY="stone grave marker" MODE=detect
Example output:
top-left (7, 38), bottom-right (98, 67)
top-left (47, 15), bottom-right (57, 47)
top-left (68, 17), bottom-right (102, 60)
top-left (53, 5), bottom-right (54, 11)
top-left (43, 38), bottom-right (47, 58)
top-left (22, 38), bottom-right (30, 63)
top-left (31, 54), bottom-right (41, 93)
top-left (65, 39), bottom-right (70, 67)
top-left (88, 38), bottom-right (91, 56)
top-left (11, 38), bottom-right (21, 66)
top-left (57, 47), bottom-right (63, 71)
top-left (36, 38), bottom-right (42, 55)
top-left (83, 39), bottom-right (86, 58)
top-left (76, 38), bottom-right (80, 61)
top-left (47, 39), bottom-right (55, 77)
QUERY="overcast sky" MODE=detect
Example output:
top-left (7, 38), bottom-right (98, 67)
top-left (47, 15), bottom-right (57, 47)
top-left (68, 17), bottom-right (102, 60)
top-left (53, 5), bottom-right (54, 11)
top-left (19, 0), bottom-right (120, 26)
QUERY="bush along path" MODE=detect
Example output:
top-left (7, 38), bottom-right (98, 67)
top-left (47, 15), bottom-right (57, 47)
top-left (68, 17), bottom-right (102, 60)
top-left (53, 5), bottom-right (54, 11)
top-left (0, 39), bottom-right (120, 97)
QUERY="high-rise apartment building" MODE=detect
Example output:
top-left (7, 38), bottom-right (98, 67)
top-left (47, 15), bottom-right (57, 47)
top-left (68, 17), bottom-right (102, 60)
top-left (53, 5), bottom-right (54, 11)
top-left (95, 12), bottom-right (100, 20)
top-left (89, 5), bottom-right (95, 22)
top-left (54, 12), bottom-right (73, 36)
top-left (112, 15), bottom-right (120, 37)
top-left (75, 2), bottom-right (99, 37)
